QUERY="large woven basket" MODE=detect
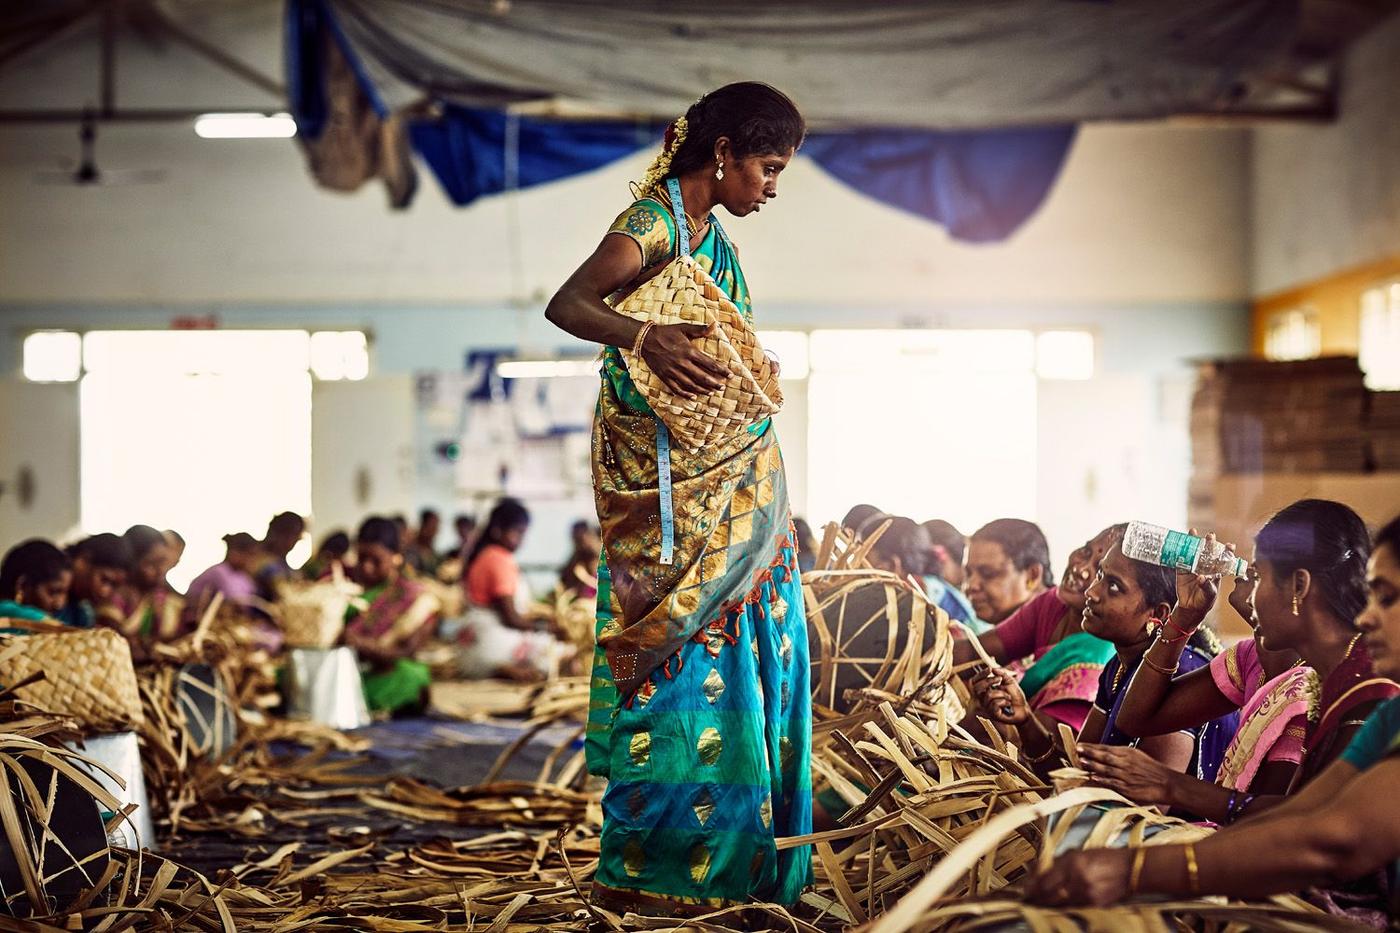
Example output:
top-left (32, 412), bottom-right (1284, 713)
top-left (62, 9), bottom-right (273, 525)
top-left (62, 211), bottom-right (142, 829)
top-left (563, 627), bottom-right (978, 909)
top-left (615, 255), bottom-right (782, 451)
top-left (0, 625), bottom-right (143, 731)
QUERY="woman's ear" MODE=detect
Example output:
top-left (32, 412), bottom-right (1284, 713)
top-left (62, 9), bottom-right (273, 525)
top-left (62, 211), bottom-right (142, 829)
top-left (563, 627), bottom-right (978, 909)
top-left (714, 136), bottom-right (732, 164)
top-left (1024, 564), bottom-right (1045, 590)
top-left (1294, 568), bottom-right (1313, 602)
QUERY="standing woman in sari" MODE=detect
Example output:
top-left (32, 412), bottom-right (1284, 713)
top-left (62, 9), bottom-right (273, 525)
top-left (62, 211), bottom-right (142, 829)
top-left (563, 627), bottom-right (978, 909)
top-left (546, 82), bottom-right (811, 915)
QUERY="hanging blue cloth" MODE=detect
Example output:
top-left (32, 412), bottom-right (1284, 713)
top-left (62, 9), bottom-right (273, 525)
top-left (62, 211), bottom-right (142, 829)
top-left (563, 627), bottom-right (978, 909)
top-left (286, 0), bottom-right (1078, 243)
top-left (408, 106), bottom-right (658, 207)
top-left (799, 126), bottom-right (1077, 243)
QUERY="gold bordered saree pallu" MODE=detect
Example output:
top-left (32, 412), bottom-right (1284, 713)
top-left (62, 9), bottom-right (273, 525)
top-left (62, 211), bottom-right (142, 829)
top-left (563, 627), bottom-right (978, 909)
top-left (585, 185), bottom-right (813, 915)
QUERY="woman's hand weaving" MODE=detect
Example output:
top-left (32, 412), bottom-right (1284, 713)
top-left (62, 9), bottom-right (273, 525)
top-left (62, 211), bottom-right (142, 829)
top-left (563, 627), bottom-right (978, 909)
top-left (641, 321), bottom-right (729, 398)
top-left (1077, 743), bottom-right (1176, 805)
top-left (970, 665), bottom-right (1030, 725)
top-left (1027, 848), bottom-right (1132, 907)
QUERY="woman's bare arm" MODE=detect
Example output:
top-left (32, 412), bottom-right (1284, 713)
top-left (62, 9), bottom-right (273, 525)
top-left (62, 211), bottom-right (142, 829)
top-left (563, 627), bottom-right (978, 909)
top-left (1077, 706), bottom-right (1107, 744)
top-left (545, 234), bottom-right (728, 397)
top-left (1114, 662), bottom-right (1238, 738)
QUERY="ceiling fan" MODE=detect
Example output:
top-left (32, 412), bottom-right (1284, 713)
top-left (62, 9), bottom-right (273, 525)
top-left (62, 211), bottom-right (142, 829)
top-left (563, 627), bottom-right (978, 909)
top-left (32, 111), bottom-right (167, 187)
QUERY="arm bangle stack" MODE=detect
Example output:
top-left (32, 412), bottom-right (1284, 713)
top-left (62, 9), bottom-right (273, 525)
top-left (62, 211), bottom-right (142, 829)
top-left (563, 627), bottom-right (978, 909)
top-left (632, 321), bottom-right (655, 357)
top-left (1224, 791), bottom-right (1255, 824)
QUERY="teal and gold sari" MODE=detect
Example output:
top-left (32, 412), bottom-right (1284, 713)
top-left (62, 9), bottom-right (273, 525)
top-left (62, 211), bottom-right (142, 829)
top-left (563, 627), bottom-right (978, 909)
top-left (586, 193), bottom-right (813, 914)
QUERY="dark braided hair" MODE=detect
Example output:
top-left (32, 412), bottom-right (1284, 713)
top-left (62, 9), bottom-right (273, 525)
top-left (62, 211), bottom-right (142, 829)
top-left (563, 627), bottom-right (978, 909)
top-left (1377, 514), bottom-right (1400, 559)
top-left (0, 540), bottom-right (70, 600)
top-left (464, 498), bottom-right (531, 572)
top-left (637, 83), bottom-right (805, 196)
top-left (860, 515), bottom-right (930, 578)
top-left (356, 516), bottom-right (401, 553)
top-left (1256, 499), bottom-right (1370, 625)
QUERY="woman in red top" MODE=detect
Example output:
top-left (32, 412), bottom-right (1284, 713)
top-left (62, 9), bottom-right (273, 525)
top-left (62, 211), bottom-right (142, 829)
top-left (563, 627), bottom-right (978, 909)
top-left (456, 498), bottom-right (559, 680)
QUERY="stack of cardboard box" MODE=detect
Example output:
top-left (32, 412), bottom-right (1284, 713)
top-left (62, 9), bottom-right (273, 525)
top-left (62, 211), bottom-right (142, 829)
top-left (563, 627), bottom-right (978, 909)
top-left (1189, 357), bottom-right (1369, 531)
top-left (1370, 390), bottom-right (1400, 470)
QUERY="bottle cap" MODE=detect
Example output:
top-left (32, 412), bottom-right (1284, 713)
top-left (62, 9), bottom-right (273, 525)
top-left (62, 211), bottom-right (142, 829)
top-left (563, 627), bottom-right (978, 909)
top-left (1233, 557), bottom-right (1248, 578)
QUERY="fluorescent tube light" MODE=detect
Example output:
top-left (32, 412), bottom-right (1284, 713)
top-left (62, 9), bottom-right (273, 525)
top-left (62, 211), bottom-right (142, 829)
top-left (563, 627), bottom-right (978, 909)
top-left (496, 360), bottom-right (599, 379)
top-left (194, 112), bottom-right (297, 139)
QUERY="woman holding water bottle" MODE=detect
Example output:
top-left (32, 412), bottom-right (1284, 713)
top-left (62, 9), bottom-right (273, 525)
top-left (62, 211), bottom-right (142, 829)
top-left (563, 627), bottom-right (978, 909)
top-left (971, 536), bottom-right (1236, 780)
top-left (1029, 510), bottom-right (1400, 923)
top-left (1078, 500), bottom-right (1396, 825)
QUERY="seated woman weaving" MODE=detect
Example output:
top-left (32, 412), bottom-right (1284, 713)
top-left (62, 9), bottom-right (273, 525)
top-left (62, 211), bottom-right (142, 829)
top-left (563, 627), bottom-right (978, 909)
top-left (0, 539), bottom-right (73, 625)
top-left (971, 542), bottom-right (1238, 781)
top-left (958, 525), bottom-right (1124, 736)
top-left (57, 534), bottom-right (130, 630)
top-left (103, 524), bottom-right (181, 661)
top-left (1079, 500), bottom-right (1386, 824)
top-left (454, 498), bottom-right (562, 681)
top-left (183, 533), bottom-right (259, 620)
top-left (1030, 513), bottom-right (1400, 923)
top-left (344, 516), bottom-right (440, 714)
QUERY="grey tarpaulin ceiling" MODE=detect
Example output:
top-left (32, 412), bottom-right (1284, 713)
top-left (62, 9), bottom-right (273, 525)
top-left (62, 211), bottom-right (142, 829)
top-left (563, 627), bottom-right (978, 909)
top-left (323, 0), bottom-right (1396, 127)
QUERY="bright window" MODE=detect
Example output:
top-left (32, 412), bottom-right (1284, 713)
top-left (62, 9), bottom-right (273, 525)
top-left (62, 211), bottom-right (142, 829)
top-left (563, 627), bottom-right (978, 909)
top-left (22, 331), bottom-right (82, 382)
top-left (805, 330), bottom-right (1037, 532)
top-left (1035, 330), bottom-right (1095, 380)
top-left (1264, 306), bottom-right (1321, 361)
top-left (310, 331), bottom-right (370, 381)
top-left (81, 331), bottom-right (314, 590)
top-left (756, 330), bottom-right (810, 380)
top-left (1360, 283), bottom-right (1400, 390)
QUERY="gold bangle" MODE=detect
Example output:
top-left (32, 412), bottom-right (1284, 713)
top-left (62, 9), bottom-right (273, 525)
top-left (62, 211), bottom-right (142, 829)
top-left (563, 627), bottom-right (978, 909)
top-left (1129, 847), bottom-right (1147, 895)
top-left (1183, 843), bottom-right (1199, 895)
top-left (1142, 654), bottom-right (1179, 677)
top-left (631, 322), bottom-right (655, 357)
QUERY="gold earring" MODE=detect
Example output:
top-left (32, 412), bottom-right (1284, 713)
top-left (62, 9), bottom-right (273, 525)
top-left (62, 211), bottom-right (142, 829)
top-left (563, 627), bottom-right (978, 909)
top-left (715, 162), bottom-right (724, 181)
top-left (1291, 594), bottom-right (1300, 616)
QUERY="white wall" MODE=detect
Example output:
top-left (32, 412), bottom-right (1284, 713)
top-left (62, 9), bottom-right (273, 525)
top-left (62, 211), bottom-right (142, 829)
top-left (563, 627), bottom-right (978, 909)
top-left (1251, 11), bottom-right (1400, 296)
top-left (0, 120), bottom-right (1249, 308)
top-left (0, 91), bottom-right (1253, 569)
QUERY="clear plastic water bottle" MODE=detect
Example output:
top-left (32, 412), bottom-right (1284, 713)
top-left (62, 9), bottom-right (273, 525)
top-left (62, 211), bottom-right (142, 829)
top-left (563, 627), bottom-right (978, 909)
top-left (1121, 521), bottom-right (1247, 577)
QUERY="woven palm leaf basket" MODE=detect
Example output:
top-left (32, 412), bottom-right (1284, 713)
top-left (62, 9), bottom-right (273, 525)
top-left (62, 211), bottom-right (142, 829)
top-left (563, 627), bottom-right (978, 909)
top-left (615, 255), bottom-right (782, 451)
top-left (0, 625), bottom-right (143, 732)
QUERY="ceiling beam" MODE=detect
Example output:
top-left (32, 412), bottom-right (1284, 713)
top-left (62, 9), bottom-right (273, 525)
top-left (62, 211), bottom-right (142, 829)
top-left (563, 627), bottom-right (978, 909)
top-left (0, 1), bottom-right (106, 75)
top-left (142, 4), bottom-right (284, 99)
top-left (0, 108), bottom-right (286, 124)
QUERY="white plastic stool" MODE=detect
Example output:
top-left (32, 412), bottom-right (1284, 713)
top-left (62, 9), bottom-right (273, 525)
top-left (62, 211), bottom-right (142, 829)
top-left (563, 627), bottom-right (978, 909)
top-left (286, 647), bottom-right (371, 730)
top-left (64, 731), bottom-right (155, 852)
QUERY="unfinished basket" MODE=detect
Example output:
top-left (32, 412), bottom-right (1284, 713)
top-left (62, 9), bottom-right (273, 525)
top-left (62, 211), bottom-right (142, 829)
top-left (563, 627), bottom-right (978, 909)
top-left (616, 255), bottom-right (782, 451)
top-left (277, 577), bottom-right (359, 649)
top-left (0, 627), bottom-right (143, 732)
